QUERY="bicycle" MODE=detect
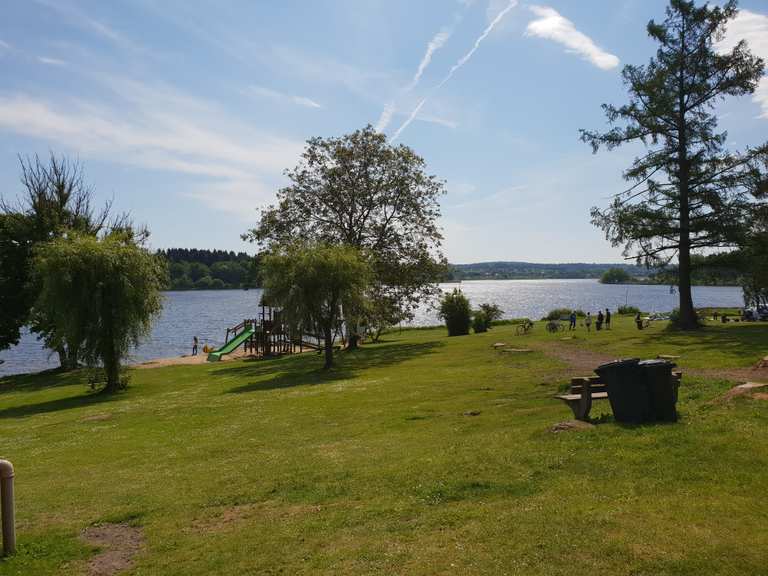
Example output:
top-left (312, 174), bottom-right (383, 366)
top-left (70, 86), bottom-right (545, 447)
top-left (515, 320), bottom-right (534, 336)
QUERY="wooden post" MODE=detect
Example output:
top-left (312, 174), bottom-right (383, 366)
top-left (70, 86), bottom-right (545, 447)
top-left (0, 460), bottom-right (15, 556)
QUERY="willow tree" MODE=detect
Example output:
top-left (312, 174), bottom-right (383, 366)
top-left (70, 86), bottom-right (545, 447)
top-left (1, 154), bottom-right (125, 367)
top-left (581, 0), bottom-right (768, 329)
top-left (33, 232), bottom-right (166, 392)
top-left (244, 126), bottom-right (446, 346)
top-left (261, 243), bottom-right (371, 369)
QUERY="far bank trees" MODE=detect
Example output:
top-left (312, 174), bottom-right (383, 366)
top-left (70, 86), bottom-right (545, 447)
top-left (582, 0), bottom-right (768, 329)
top-left (244, 126), bottom-right (447, 346)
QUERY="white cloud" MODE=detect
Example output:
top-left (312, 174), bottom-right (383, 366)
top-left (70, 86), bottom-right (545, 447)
top-left (392, 0), bottom-right (517, 141)
top-left (0, 83), bottom-right (305, 214)
top-left (246, 85), bottom-right (323, 109)
top-left (525, 5), bottom-right (619, 70)
top-left (416, 113), bottom-right (458, 129)
top-left (37, 56), bottom-right (67, 66)
top-left (717, 9), bottom-right (768, 119)
top-left (0, 39), bottom-right (10, 51)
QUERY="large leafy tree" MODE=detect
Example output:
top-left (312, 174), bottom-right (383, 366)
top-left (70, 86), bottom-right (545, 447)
top-left (244, 126), bottom-right (447, 345)
top-left (581, 0), bottom-right (768, 329)
top-left (1, 154), bottom-right (125, 367)
top-left (0, 213), bottom-right (34, 350)
top-left (33, 232), bottom-right (166, 392)
top-left (261, 243), bottom-right (371, 369)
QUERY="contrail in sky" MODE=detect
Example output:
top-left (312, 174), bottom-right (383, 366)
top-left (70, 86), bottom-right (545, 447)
top-left (391, 0), bottom-right (517, 141)
top-left (376, 27), bottom-right (454, 132)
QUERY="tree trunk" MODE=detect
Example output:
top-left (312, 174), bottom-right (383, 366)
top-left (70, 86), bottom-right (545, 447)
top-left (101, 286), bottom-right (121, 392)
top-left (323, 326), bottom-right (334, 369)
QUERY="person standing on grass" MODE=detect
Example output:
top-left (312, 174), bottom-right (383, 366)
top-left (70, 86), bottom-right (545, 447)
top-left (192, 335), bottom-right (199, 356)
top-left (585, 312), bottom-right (592, 332)
top-left (605, 308), bottom-right (612, 330)
top-left (569, 310), bottom-right (577, 331)
top-left (596, 310), bottom-right (604, 331)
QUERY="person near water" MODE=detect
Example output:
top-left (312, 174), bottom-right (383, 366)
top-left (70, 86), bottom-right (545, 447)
top-left (596, 310), bottom-right (604, 331)
top-left (585, 312), bottom-right (592, 332)
top-left (569, 310), bottom-right (577, 331)
top-left (635, 312), bottom-right (643, 330)
top-left (192, 336), bottom-right (199, 356)
top-left (605, 308), bottom-right (612, 330)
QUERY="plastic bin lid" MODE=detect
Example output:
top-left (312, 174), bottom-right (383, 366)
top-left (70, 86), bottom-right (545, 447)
top-left (595, 358), bottom-right (640, 371)
top-left (638, 359), bottom-right (676, 368)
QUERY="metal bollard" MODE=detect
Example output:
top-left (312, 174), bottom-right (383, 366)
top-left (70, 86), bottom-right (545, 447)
top-left (0, 459), bottom-right (15, 556)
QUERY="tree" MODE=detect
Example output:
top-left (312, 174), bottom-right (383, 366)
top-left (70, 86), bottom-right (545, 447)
top-left (581, 0), bottom-right (768, 329)
top-left (438, 289), bottom-right (472, 336)
top-left (472, 302), bottom-right (504, 333)
top-left (0, 213), bottom-right (34, 350)
top-left (261, 243), bottom-right (371, 369)
top-left (600, 267), bottom-right (632, 284)
top-left (33, 232), bottom-right (166, 392)
top-left (1, 154), bottom-right (125, 367)
top-left (244, 126), bottom-right (447, 346)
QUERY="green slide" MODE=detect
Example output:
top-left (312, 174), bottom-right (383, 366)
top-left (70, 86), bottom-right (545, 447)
top-left (207, 327), bottom-right (255, 362)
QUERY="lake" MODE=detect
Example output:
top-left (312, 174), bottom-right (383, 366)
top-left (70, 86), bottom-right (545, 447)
top-left (0, 280), bottom-right (744, 376)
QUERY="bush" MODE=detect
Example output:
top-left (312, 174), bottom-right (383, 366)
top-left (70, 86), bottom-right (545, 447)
top-left (618, 305), bottom-right (641, 315)
top-left (438, 289), bottom-right (472, 336)
top-left (472, 312), bottom-right (489, 333)
top-left (472, 303), bottom-right (504, 333)
top-left (544, 308), bottom-right (585, 321)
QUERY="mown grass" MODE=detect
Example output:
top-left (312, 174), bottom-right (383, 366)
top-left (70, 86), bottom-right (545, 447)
top-left (0, 316), bottom-right (767, 575)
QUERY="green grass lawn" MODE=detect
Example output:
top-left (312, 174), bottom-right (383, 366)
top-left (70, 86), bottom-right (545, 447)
top-left (1, 317), bottom-right (767, 575)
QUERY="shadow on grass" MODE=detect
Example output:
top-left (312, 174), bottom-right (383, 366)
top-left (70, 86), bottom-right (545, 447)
top-left (658, 323), bottom-right (768, 361)
top-left (216, 340), bottom-right (445, 394)
top-left (0, 389), bottom-right (121, 419)
top-left (0, 368), bottom-right (84, 395)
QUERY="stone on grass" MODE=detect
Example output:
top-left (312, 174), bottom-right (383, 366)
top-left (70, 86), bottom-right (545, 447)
top-left (550, 420), bottom-right (595, 433)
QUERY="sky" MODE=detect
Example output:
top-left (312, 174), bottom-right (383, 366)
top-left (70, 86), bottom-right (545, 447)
top-left (0, 0), bottom-right (766, 264)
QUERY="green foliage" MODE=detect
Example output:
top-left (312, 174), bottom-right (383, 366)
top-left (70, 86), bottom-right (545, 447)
top-left (244, 125), bottom-right (447, 336)
top-left (618, 305), bottom-right (641, 315)
top-left (438, 289), bottom-right (471, 336)
top-left (581, 0), bottom-right (768, 330)
top-left (472, 303), bottom-right (503, 333)
top-left (600, 267), bottom-right (632, 284)
top-left (544, 308), bottom-right (584, 321)
top-left (33, 232), bottom-right (166, 391)
top-left (1, 154), bottom-right (128, 367)
top-left (262, 243), bottom-right (371, 368)
top-left (0, 213), bottom-right (34, 350)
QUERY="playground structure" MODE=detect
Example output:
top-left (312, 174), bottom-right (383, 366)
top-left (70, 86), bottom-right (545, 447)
top-left (207, 304), bottom-right (328, 362)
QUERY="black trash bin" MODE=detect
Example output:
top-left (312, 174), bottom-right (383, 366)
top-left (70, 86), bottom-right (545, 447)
top-left (638, 360), bottom-right (678, 422)
top-left (595, 359), bottom-right (649, 424)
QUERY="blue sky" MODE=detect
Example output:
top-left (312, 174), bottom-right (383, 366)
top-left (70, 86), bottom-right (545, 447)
top-left (1, 0), bottom-right (766, 263)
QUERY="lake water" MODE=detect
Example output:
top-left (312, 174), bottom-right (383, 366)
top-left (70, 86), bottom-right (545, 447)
top-left (0, 280), bottom-right (744, 377)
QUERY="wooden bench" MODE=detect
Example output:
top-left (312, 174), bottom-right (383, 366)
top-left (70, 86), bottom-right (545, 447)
top-left (556, 371), bottom-right (682, 421)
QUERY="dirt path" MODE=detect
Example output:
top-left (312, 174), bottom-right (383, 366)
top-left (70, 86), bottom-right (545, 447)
top-left (532, 340), bottom-right (768, 384)
top-left (81, 523), bottom-right (145, 576)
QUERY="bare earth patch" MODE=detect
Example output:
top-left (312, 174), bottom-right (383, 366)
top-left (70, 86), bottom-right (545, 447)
top-left (133, 347), bottom-right (253, 369)
top-left (551, 420), bottom-right (595, 433)
top-left (81, 523), bottom-right (145, 576)
top-left (711, 382), bottom-right (768, 405)
top-left (81, 413), bottom-right (113, 422)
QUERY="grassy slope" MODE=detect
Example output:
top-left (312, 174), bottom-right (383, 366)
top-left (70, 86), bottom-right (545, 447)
top-left (0, 317), bottom-right (767, 575)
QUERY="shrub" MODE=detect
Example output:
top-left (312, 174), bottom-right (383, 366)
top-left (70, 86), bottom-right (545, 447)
top-left (473, 312), bottom-right (489, 333)
top-left (600, 267), bottom-right (632, 284)
top-left (472, 303), bottom-right (504, 333)
top-left (544, 308), bottom-right (585, 321)
top-left (618, 305), bottom-right (641, 315)
top-left (438, 289), bottom-right (472, 336)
